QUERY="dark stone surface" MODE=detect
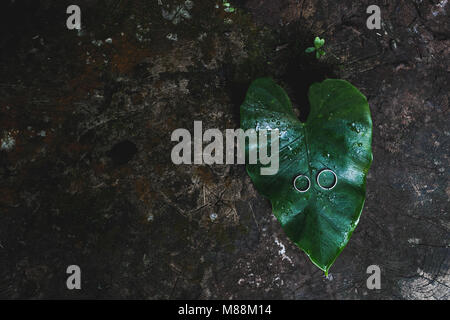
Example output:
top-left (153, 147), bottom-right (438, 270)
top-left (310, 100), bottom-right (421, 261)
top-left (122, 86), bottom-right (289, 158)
top-left (0, 0), bottom-right (448, 299)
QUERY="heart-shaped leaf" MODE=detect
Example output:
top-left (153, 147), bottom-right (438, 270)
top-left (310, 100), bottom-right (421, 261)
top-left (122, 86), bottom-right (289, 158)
top-left (240, 78), bottom-right (373, 274)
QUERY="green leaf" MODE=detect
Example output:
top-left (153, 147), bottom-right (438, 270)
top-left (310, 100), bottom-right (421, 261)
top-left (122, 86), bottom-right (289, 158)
top-left (319, 38), bottom-right (325, 47)
top-left (240, 78), bottom-right (373, 274)
top-left (314, 37), bottom-right (325, 50)
top-left (314, 36), bottom-right (321, 47)
top-left (305, 47), bottom-right (316, 53)
top-left (315, 49), bottom-right (325, 59)
top-left (316, 51), bottom-right (321, 59)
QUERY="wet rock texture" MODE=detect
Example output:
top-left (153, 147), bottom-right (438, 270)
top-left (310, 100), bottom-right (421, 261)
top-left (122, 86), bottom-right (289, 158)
top-left (0, 0), bottom-right (448, 299)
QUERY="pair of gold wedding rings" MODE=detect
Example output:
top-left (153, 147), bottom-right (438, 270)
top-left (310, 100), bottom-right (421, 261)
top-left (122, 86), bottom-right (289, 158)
top-left (293, 169), bottom-right (338, 193)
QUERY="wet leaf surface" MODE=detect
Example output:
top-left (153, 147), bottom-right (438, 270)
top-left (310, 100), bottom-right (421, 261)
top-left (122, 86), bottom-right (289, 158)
top-left (241, 78), bottom-right (373, 273)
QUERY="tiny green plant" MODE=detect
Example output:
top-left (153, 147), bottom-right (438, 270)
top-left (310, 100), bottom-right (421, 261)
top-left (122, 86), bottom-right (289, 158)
top-left (222, 0), bottom-right (235, 13)
top-left (305, 36), bottom-right (326, 59)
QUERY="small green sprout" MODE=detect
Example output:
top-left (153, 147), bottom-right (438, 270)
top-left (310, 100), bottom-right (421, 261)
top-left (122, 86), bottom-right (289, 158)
top-left (305, 36), bottom-right (326, 59)
top-left (223, 0), bottom-right (235, 13)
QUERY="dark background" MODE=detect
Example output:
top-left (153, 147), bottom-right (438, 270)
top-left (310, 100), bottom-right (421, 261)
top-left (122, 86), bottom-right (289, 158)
top-left (0, 0), bottom-right (448, 299)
